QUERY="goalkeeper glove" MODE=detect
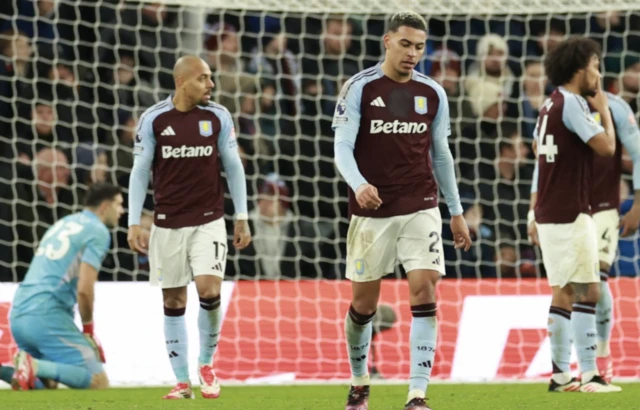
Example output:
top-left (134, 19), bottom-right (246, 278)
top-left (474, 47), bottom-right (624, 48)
top-left (83, 323), bottom-right (106, 363)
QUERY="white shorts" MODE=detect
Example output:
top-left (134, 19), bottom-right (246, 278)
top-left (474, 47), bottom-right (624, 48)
top-left (346, 208), bottom-right (445, 282)
top-left (148, 218), bottom-right (227, 288)
top-left (592, 208), bottom-right (620, 267)
top-left (537, 213), bottom-right (600, 288)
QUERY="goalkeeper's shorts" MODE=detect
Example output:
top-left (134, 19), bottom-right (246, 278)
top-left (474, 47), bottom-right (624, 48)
top-left (537, 212), bottom-right (600, 288)
top-left (10, 312), bottom-right (104, 376)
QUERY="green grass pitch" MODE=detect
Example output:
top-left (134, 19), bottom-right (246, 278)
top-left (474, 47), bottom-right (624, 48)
top-left (1, 383), bottom-right (639, 410)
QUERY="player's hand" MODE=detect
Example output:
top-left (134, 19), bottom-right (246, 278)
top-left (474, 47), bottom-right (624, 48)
top-left (127, 225), bottom-right (149, 254)
top-left (620, 205), bottom-right (640, 237)
top-left (233, 219), bottom-right (252, 250)
top-left (450, 215), bottom-right (472, 251)
top-left (355, 184), bottom-right (383, 210)
top-left (83, 323), bottom-right (106, 363)
top-left (586, 76), bottom-right (608, 114)
top-left (528, 221), bottom-right (540, 246)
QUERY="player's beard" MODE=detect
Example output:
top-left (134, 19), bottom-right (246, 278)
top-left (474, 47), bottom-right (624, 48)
top-left (581, 75), bottom-right (597, 98)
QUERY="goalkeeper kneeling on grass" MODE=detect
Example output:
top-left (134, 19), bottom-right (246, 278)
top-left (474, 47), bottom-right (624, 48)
top-left (0, 183), bottom-right (123, 390)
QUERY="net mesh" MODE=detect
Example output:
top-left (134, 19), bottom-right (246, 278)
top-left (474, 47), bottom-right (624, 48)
top-left (0, 0), bottom-right (640, 384)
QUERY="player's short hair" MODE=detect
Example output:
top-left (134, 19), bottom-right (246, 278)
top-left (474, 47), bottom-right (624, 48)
top-left (544, 37), bottom-right (601, 87)
top-left (84, 183), bottom-right (122, 208)
top-left (387, 11), bottom-right (427, 34)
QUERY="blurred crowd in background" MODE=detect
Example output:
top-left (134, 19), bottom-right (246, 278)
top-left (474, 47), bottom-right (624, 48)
top-left (1, 0), bottom-right (640, 282)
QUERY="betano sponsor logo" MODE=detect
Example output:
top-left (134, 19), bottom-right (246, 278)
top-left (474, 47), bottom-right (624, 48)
top-left (370, 119), bottom-right (428, 134)
top-left (162, 145), bottom-right (213, 159)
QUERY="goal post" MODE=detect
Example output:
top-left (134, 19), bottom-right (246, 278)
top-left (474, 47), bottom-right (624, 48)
top-left (0, 0), bottom-right (639, 386)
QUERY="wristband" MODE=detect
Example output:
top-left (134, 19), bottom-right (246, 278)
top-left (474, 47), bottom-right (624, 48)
top-left (527, 209), bottom-right (535, 225)
top-left (83, 323), bottom-right (94, 335)
top-left (235, 213), bottom-right (248, 221)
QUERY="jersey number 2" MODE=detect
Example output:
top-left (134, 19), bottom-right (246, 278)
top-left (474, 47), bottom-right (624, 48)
top-left (35, 220), bottom-right (84, 260)
top-left (537, 114), bottom-right (558, 163)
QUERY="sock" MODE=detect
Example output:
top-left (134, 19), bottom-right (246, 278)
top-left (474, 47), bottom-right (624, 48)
top-left (596, 275), bottom-right (613, 357)
top-left (548, 306), bottom-right (572, 384)
top-left (0, 365), bottom-right (45, 389)
top-left (198, 295), bottom-right (222, 366)
top-left (35, 359), bottom-right (91, 388)
top-left (164, 307), bottom-right (190, 383)
top-left (572, 302), bottom-right (598, 379)
top-left (408, 303), bottom-right (437, 400)
top-left (345, 305), bottom-right (375, 386)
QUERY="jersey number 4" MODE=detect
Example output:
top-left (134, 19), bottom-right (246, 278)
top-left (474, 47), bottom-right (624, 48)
top-left (35, 220), bottom-right (84, 260)
top-left (537, 114), bottom-right (558, 163)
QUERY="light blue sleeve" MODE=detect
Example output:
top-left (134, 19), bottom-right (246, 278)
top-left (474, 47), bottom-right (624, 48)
top-left (333, 79), bottom-right (368, 192)
top-left (531, 160), bottom-right (539, 193)
top-left (610, 95), bottom-right (640, 190)
top-left (217, 108), bottom-right (248, 215)
top-left (127, 111), bottom-right (156, 226)
top-left (430, 85), bottom-right (463, 216)
top-left (81, 225), bottom-right (110, 271)
top-left (562, 94), bottom-right (605, 143)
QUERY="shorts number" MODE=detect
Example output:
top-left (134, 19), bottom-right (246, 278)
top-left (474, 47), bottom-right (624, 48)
top-left (428, 231), bottom-right (440, 254)
top-left (213, 241), bottom-right (227, 261)
top-left (35, 220), bottom-right (84, 260)
top-left (602, 228), bottom-right (611, 243)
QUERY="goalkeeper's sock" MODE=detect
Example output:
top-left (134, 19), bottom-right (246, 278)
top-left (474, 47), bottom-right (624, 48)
top-left (0, 365), bottom-right (13, 385)
top-left (198, 295), bottom-right (222, 366)
top-left (164, 307), bottom-right (190, 383)
top-left (571, 303), bottom-right (598, 378)
top-left (548, 306), bottom-right (572, 385)
top-left (596, 277), bottom-right (613, 357)
top-left (408, 303), bottom-right (437, 400)
top-left (35, 360), bottom-right (91, 388)
top-left (345, 304), bottom-right (374, 386)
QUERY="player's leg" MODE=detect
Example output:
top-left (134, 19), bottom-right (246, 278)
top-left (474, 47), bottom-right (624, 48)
top-left (398, 209), bottom-right (445, 410)
top-left (567, 214), bottom-right (620, 392)
top-left (189, 218), bottom-right (227, 399)
top-left (592, 209), bottom-right (617, 382)
top-left (343, 215), bottom-right (397, 410)
top-left (11, 314), bottom-right (107, 390)
top-left (149, 224), bottom-right (194, 399)
top-left (547, 285), bottom-right (579, 391)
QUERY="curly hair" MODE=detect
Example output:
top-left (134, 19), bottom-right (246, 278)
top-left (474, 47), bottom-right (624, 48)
top-left (544, 37), bottom-right (601, 87)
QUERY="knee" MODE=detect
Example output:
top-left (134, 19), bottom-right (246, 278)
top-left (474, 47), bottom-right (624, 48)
top-left (89, 372), bottom-right (109, 390)
top-left (197, 286), bottom-right (221, 301)
top-left (350, 298), bottom-right (377, 316)
top-left (163, 288), bottom-right (187, 309)
top-left (409, 281), bottom-right (437, 305)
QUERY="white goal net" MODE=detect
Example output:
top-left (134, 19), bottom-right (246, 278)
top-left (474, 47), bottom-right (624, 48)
top-left (0, 0), bottom-right (640, 386)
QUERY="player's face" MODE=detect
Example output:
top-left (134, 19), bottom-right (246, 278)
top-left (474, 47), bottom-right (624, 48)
top-left (581, 55), bottom-right (601, 97)
top-left (383, 26), bottom-right (427, 77)
top-left (184, 60), bottom-right (214, 107)
top-left (103, 194), bottom-right (124, 229)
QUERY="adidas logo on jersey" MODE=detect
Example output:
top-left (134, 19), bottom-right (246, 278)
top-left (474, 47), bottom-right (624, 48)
top-left (161, 126), bottom-right (176, 136)
top-left (370, 119), bottom-right (428, 134)
top-left (370, 97), bottom-right (386, 107)
top-left (162, 145), bottom-right (213, 159)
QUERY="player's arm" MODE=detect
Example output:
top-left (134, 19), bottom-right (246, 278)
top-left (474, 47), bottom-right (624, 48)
top-left (430, 86), bottom-right (471, 251)
top-left (610, 96), bottom-right (640, 236)
top-left (127, 113), bottom-right (156, 254)
top-left (332, 80), bottom-right (381, 210)
top-left (563, 90), bottom-right (614, 156)
top-left (78, 227), bottom-right (110, 363)
top-left (528, 159), bottom-right (540, 245)
top-left (217, 109), bottom-right (251, 250)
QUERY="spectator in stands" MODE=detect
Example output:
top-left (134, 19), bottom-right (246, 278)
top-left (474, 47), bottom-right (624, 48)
top-left (428, 48), bottom-right (474, 143)
top-left (528, 18), bottom-right (566, 57)
top-left (0, 0), bottom-right (56, 42)
top-left (0, 29), bottom-right (32, 147)
top-left (609, 55), bottom-right (640, 119)
top-left (507, 59), bottom-right (547, 138)
top-left (96, 2), bottom-right (178, 93)
top-left (455, 79), bottom-right (505, 177)
top-left (15, 92), bottom-right (73, 162)
top-left (465, 34), bottom-right (515, 98)
top-left (204, 22), bottom-right (256, 118)
top-left (8, 148), bottom-right (75, 279)
top-left (248, 27), bottom-right (299, 137)
top-left (227, 173), bottom-right (338, 279)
